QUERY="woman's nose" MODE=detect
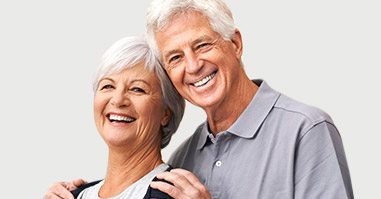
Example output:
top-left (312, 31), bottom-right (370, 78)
top-left (110, 89), bottom-right (130, 107)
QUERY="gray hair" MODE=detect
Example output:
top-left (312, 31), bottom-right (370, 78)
top-left (146, 0), bottom-right (236, 58)
top-left (93, 36), bottom-right (185, 148)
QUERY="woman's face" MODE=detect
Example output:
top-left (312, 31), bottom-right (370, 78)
top-left (93, 63), bottom-right (170, 149)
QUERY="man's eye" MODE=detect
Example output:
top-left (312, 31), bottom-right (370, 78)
top-left (100, 84), bottom-right (114, 90)
top-left (130, 87), bottom-right (146, 93)
top-left (168, 55), bottom-right (181, 64)
top-left (196, 43), bottom-right (211, 50)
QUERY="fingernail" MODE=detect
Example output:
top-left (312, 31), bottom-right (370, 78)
top-left (150, 182), bottom-right (157, 188)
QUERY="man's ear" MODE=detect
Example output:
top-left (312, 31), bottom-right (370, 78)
top-left (161, 108), bottom-right (172, 126)
top-left (230, 29), bottom-right (243, 59)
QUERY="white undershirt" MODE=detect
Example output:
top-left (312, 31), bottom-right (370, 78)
top-left (78, 163), bottom-right (169, 199)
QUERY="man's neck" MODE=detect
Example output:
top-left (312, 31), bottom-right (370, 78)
top-left (205, 76), bottom-right (258, 135)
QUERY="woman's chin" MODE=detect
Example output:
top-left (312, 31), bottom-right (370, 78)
top-left (103, 134), bottom-right (135, 149)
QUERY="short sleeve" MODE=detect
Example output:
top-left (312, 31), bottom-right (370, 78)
top-left (294, 121), bottom-right (353, 199)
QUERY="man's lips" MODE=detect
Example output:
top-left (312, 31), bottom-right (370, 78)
top-left (191, 71), bottom-right (217, 87)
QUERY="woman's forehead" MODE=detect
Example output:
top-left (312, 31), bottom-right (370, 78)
top-left (105, 64), bottom-right (159, 85)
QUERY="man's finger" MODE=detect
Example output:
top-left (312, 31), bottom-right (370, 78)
top-left (72, 178), bottom-right (87, 188)
top-left (155, 171), bottom-right (193, 191)
top-left (46, 183), bottom-right (75, 199)
top-left (150, 181), bottom-right (182, 198)
top-left (170, 168), bottom-right (203, 185)
top-left (167, 169), bottom-right (211, 198)
top-left (43, 192), bottom-right (63, 199)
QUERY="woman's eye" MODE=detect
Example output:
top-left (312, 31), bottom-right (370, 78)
top-left (100, 84), bottom-right (114, 90)
top-left (130, 87), bottom-right (146, 93)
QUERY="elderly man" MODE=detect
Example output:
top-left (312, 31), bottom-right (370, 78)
top-left (145, 0), bottom-right (353, 198)
top-left (45, 0), bottom-right (353, 198)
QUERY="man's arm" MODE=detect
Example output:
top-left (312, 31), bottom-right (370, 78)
top-left (294, 121), bottom-right (353, 199)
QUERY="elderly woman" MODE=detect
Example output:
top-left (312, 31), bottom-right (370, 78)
top-left (44, 36), bottom-right (185, 199)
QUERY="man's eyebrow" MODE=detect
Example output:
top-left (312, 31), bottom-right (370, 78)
top-left (163, 49), bottom-right (182, 61)
top-left (191, 35), bottom-right (213, 46)
top-left (163, 35), bottom-right (215, 60)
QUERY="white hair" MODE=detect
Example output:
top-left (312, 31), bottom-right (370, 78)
top-left (146, 0), bottom-right (236, 59)
top-left (93, 36), bottom-right (185, 148)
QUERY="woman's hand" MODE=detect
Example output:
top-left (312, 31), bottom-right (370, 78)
top-left (150, 169), bottom-right (211, 199)
top-left (43, 179), bottom-right (86, 199)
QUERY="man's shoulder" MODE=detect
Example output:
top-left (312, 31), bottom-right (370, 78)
top-left (173, 122), bottom-right (205, 152)
top-left (273, 94), bottom-right (334, 126)
top-left (253, 80), bottom-right (333, 127)
top-left (168, 122), bottom-right (205, 166)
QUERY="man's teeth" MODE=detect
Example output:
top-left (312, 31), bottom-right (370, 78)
top-left (193, 72), bottom-right (216, 87)
top-left (109, 114), bottom-right (135, 122)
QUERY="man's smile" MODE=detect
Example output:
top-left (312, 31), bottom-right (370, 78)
top-left (191, 71), bottom-right (217, 87)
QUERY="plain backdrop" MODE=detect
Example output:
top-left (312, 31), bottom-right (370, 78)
top-left (0, 0), bottom-right (380, 198)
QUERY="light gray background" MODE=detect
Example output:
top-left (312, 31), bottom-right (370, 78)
top-left (0, 0), bottom-right (379, 198)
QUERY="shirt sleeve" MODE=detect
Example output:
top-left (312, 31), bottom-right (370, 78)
top-left (294, 121), bottom-right (354, 199)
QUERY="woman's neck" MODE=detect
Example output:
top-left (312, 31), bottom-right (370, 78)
top-left (99, 143), bottom-right (163, 198)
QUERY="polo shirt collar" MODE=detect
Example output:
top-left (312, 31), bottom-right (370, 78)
top-left (196, 121), bottom-right (211, 150)
top-left (228, 80), bottom-right (280, 138)
top-left (196, 80), bottom-right (280, 150)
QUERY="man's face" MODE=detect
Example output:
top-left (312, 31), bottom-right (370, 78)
top-left (155, 12), bottom-right (243, 110)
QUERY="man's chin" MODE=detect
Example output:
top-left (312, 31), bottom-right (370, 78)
top-left (192, 97), bottom-right (221, 110)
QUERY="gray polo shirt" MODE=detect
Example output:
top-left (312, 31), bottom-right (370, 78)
top-left (169, 80), bottom-right (353, 199)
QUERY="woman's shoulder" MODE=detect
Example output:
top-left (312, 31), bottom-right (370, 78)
top-left (143, 165), bottom-right (173, 199)
top-left (72, 180), bottom-right (103, 198)
top-left (72, 165), bottom-right (173, 199)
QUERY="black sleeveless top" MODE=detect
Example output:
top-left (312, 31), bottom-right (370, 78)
top-left (71, 166), bottom-right (173, 199)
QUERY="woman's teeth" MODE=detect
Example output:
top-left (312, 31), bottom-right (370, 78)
top-left (108, 114), bottom-right (136, 123)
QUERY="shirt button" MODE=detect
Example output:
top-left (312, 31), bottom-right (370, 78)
top-left (215, 160), bottom-right (222, 167)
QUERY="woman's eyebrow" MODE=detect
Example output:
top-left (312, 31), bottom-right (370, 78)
top-left (130, 79), bottom-right (151, 86)
top-left (99, 77), bottom-right (114, 83)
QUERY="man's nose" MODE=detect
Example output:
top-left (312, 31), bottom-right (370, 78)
top-left (184, 51), bottom-right (204, 74)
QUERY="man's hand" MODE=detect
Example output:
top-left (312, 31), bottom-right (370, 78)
top-left (43, 179), bottom-right (86, 199)
top-left (150, 169), bottom-right (211, 199)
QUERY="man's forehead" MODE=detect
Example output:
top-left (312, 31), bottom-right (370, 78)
top-left (155, 12), bottom-right (217, 55)
top-left (161, 10), bottom-right (208, 28)
top-left (158, 11), bottom-right (212, 35)
top-left (161, 34), bottom-right (214, 56)
top-left (156, 26), bottom-right (217, 50)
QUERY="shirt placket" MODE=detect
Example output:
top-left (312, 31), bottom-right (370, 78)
top-left (208, 131), bottom-right (229, 199)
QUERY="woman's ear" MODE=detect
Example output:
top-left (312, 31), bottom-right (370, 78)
top-left (161, 108), bottom-right (171, 126)
top-left (230, 28), bottom-right (243, 59)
